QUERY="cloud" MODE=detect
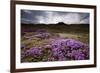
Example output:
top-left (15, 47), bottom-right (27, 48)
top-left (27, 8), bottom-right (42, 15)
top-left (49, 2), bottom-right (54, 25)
top-left (23, 10), bottom-right (33, 14)
top-left (80, 17), bottom-right (89, 24)
top-left (21, 10), bottom-right (89, 24)
top-left (21, 18), bottom-right (33, 24)
top-left (54, 13), bottom-right (81, 24)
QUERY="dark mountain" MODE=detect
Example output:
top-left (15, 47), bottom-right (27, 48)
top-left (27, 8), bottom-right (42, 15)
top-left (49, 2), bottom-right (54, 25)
top-left (21, 23), bottom-right (89, 33)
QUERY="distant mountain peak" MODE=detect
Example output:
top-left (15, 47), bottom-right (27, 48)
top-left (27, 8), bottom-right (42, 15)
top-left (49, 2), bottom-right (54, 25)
top-left (57, 22), bottom-right (66, 24)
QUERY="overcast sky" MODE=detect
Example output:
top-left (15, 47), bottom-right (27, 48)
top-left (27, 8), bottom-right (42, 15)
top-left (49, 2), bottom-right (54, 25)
top-left (21, 10), bottom-right (90, 24)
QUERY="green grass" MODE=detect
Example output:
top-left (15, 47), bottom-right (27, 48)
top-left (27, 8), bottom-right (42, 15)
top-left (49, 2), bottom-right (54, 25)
top-left (21, 24), bottom-right (89, 49)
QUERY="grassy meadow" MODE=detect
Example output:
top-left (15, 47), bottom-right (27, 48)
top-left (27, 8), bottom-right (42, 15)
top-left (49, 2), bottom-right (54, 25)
top-left (21, 23), bottom-right (89, 62)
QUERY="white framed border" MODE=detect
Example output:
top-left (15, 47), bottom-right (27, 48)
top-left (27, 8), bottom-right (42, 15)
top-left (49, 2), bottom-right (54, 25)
top-left (15, 4), bottom-right (94, 69)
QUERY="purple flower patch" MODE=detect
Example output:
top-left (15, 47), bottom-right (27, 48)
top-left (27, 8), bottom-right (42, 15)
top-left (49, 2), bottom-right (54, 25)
top-left (21, 29), bottom-right (89, 62)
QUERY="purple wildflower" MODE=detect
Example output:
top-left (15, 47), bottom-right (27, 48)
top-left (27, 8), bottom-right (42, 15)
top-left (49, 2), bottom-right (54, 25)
top-left (24, 47), bottom-right (42, 57)
top-left (49, 38), bottom-right (89, 60)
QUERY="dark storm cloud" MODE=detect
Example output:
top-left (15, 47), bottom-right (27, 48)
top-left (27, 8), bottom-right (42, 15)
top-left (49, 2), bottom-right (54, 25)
top-left (21, 10), bottom-right (47, 24)
top-left (21, 10), bottom-right (90, 24)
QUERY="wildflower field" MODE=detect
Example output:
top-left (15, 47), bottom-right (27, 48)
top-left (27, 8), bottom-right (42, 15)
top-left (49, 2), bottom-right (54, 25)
top-left (21, 23), bottom-right (89, 62)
